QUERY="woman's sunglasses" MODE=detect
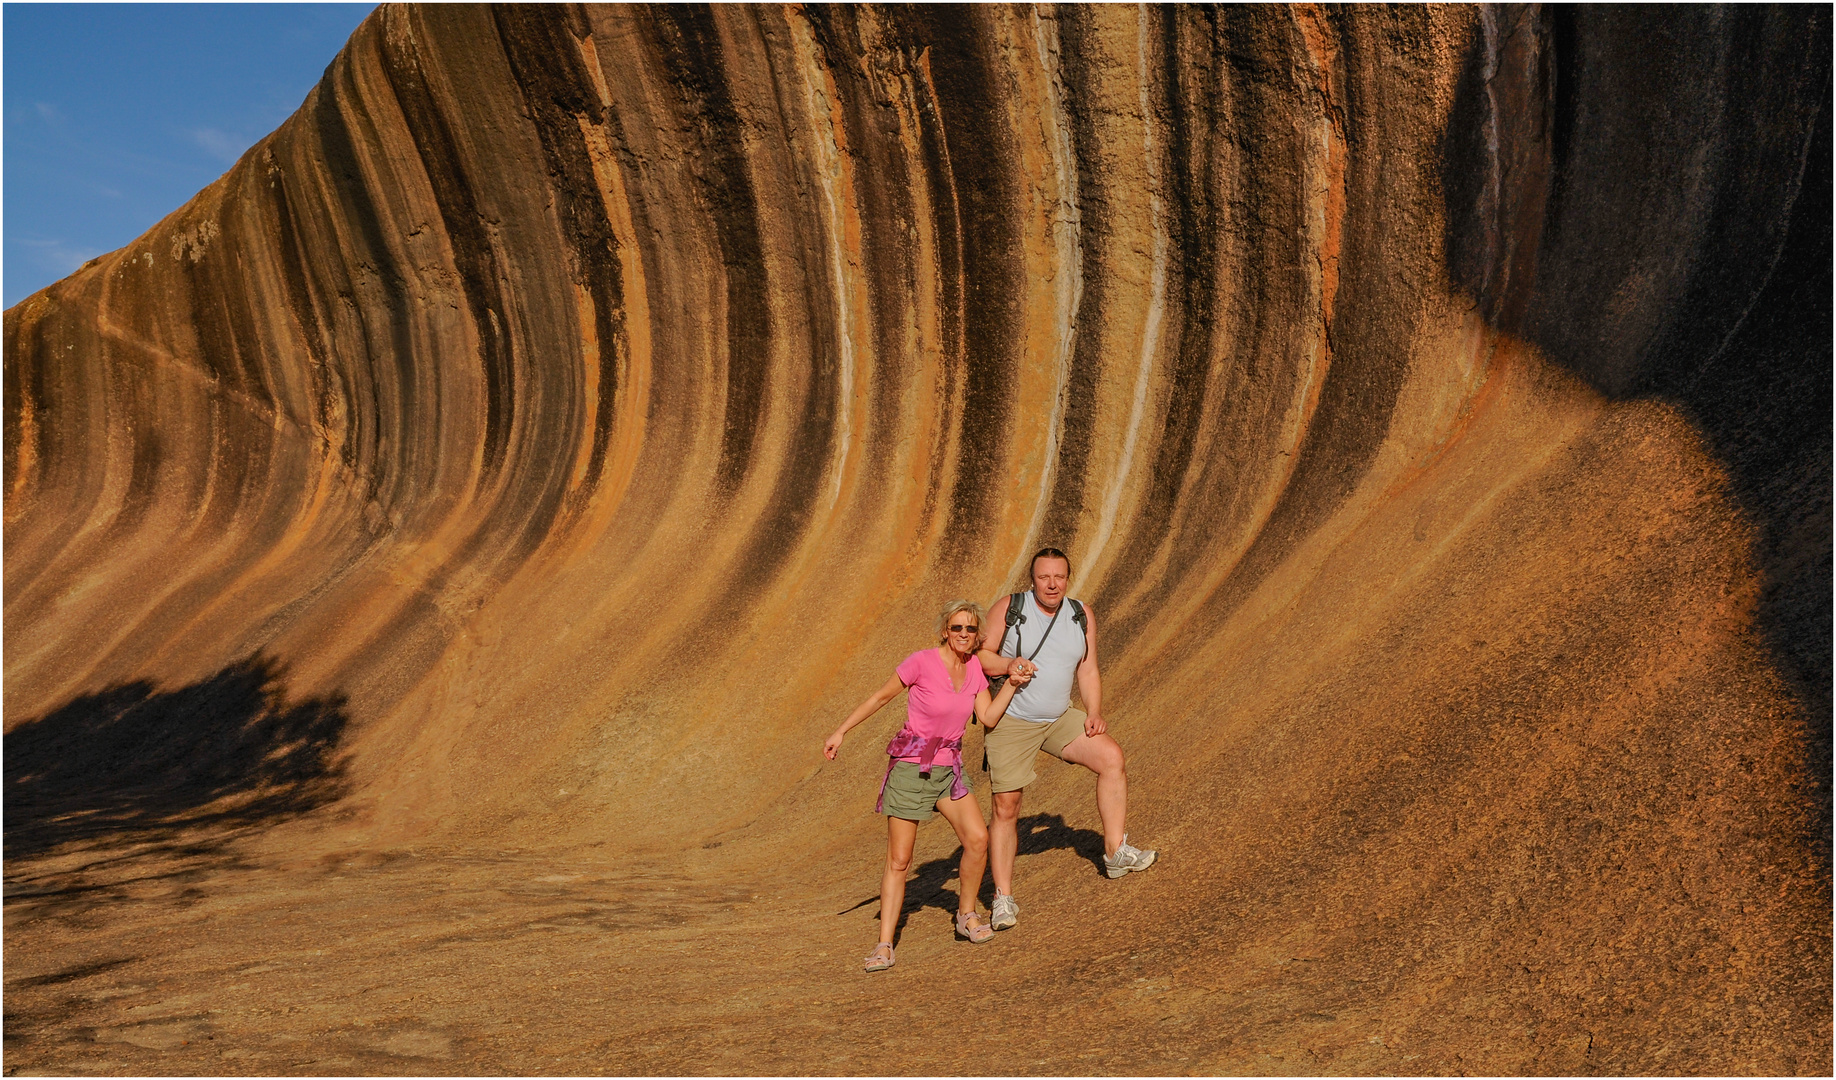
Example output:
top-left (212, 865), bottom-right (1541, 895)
top-left (947, 623), bottom-right (980, 634)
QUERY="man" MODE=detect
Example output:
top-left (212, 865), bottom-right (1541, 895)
top-left (976, 547), bottom-right (1156, 931)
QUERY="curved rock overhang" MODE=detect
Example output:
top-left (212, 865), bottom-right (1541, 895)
top-left (4, 5), bottom-right (1828, 1070)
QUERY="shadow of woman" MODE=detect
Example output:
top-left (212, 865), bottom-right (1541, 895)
top-left (837, 813), bottom-right (1107, 943)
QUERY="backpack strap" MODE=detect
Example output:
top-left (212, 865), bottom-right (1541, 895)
top-left (984, 592), bottom-right (1031, 712)
top-left (996, 591), bottom-right (1026, 655)
top-left (1026, 603), bottom-right (1061, 660)
top-left (1068, 598), bottom-right (1086, 631)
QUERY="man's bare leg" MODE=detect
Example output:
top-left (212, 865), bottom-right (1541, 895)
top-left (989, 789), bottom-right (1024, 896)
top-left (1059, 732), bottom-right (1127, 856)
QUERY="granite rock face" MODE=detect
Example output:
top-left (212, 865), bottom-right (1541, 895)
top-left (4, 5), bottom-right (1828, 1070)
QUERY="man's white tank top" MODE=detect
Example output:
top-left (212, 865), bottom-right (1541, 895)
top-left (999, 591), bottom-right (1087, 721)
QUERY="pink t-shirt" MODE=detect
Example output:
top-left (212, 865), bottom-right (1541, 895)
top-left (892, 648), bottom-right (986, 762)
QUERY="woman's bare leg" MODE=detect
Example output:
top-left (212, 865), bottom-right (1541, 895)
top-left (932, 786), bottom-right (990, 914)
top-left (879, 816), bottom-right (918, 945)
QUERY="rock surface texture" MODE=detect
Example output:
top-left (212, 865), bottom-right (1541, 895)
top-left (4, 4), bottom-right (1829, 1074)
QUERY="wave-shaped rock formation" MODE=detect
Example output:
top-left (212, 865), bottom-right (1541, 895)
top-left (5, 4), bottom-right (1829, 1072)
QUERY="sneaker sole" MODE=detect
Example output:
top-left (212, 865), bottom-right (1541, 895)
top-left (990, 915), bottom-right (1016, 931)
top-left (1105, 850), bottom-right (1158, 878)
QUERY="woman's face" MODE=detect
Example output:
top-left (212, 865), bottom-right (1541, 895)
top-left (943, 612), bottom-right (981, 652)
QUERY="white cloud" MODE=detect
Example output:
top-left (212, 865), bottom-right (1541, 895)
top-left (190, 127), bottom-right (252, 164)
top-left (15, 236), bottom-right (108, 277)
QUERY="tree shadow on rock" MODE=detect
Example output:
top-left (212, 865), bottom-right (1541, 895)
top-left (4, 654), bottom-right (351, 862)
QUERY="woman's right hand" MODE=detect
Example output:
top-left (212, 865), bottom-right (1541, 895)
top-left (823, 731), bottom-right (844, 759)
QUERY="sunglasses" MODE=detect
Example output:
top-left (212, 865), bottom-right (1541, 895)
top-left (947, 623), bottom-right (980, 634)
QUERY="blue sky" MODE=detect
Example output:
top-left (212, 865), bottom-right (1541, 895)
top-left (5, 3), bottom-right (376, 307)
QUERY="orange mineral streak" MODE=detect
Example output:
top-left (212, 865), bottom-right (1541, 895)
top-left (567, 283), bottom-right (602, 497)
top-left (2, 5), bottom-right (1826, 1075)
top-left (571, 112), bottom-right (652, 550)
top-left (901, 39), bottom-right (974, 591)
top-left (869, 47), bottom-right (963, 626)
top-left (1103, 4), bottom-right (1360, 657)
top-left (1292, 3), bottom-right (1348, 450)
top-left (4, 299), bottom-right (46, 516)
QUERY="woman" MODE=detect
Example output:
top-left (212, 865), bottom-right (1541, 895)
top-left (824, 599), bottom-right (1031, 973)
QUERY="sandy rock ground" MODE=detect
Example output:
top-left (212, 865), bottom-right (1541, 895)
top-left (4, 814), bottom-right (1509, 1077)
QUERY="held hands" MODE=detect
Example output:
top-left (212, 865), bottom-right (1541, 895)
top-left (1008, 658), bottom-right (1038, 685)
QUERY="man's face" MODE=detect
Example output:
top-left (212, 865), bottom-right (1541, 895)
top-left (1031, 556), bottom-right (1069, 608)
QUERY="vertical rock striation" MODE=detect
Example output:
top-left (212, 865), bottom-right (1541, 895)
top-left (5, 4), bottom-right (1828, 1069)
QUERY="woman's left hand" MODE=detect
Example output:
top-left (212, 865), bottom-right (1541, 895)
top-left (823, 731), bottom-right (844, 759)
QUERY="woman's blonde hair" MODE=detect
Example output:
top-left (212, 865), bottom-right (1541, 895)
top-left (936, 599), bottom-right (984, 642)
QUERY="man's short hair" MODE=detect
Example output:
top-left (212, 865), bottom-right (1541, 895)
top-left (1031, 546), bottom-right (1072, 577)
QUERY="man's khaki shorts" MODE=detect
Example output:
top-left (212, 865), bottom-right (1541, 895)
top-left (984, 707), bottom-right (1086, 793)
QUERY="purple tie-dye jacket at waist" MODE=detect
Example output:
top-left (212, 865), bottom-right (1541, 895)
top-left (875, 727), bottom-right (969, 811)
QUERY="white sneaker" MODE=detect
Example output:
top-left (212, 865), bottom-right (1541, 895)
top-left (990, 892), bottom-right (1019, 930)
top-left (1104, 835), bottom-right (1157, 878)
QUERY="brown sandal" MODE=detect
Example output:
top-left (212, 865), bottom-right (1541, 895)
top-left (864, 942), bottom-right (895, 972)
top-left (954, 909), bottom-right (994, 943)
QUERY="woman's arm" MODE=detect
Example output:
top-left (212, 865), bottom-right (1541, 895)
top-left (972, 666), bottom-right (1030, 729)
top-left (824, 672), bottom-right (906, 759)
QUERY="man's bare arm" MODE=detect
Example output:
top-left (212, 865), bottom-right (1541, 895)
top-left (1076, 604), bottom-right (1106, 736)
top-left (976, 594), bottom-right (1020, 676)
